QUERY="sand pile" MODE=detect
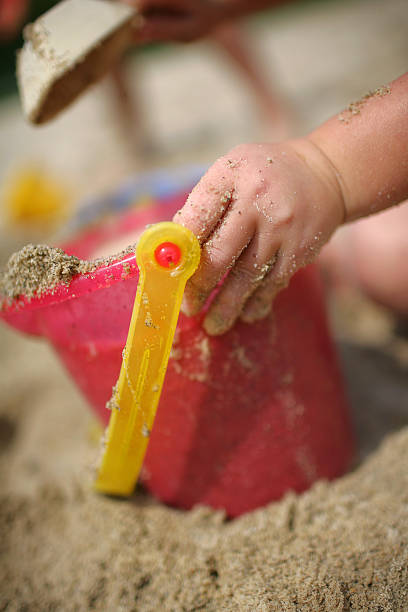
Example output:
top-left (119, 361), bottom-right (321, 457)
top-left (0, 244), bottom-right (93, 301)
top-left (0, 241), bottom-right (140, 304)
top-left (0, 430), bottom-right (408, 611)
top-left (0, 294), bottom-right (407, 611)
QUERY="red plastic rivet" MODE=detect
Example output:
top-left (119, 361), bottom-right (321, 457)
top-left (154, 242), bottom-right (182, 268)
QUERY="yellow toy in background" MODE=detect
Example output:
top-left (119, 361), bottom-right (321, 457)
top-left (95, 221), bottom-right (200, 497)
top-left (3, 166), bottom-right (70, 227)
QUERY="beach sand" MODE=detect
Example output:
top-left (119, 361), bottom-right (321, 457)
top-left (0, 294), bottom-right (407, 611)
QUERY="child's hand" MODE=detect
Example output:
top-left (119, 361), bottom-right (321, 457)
top-left (174, 140), bottom-right (346, 335)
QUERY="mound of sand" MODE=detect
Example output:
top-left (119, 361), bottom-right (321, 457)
top-left (0, 294), bottom-right (407, 611)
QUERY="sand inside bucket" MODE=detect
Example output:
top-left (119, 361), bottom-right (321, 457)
top-left (0, 236), bottom-right (143, 303)
top-left (0, 244), bottom-right (94, 300)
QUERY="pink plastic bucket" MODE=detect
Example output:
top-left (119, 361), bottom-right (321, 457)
top-left (1, 168), bottom-right (354, 517)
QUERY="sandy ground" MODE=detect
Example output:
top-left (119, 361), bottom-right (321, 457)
top-left (1, 0), bottom-right (408, 610)
top-left (0, 301), bottom-right (407, 611)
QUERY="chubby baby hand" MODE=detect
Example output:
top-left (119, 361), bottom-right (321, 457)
top-left (174, 140), bottom-right (345, 335)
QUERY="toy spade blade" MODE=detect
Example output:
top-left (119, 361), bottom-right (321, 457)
top-left (94, 222), bottom-right (200, 496)
top-left (17, 0), bottom-right (137, 124)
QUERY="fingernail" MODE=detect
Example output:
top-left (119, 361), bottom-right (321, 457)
top-left (203, 312), bottom-right (231, 336)
top-left (181, 294), bottom-right (204, 317)
top-left (240, 301), bottom-right (272, 324)
top-left (182, 286), bottom-right (208, 316)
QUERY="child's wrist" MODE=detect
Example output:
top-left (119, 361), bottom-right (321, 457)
top-left (288, 137), bottom-right (347, 227)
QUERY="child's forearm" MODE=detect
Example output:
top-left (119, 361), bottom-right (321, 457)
top-left (174, 72), bottom-right (407, 333)
top-left (307, 72), bottom-right (408, 223)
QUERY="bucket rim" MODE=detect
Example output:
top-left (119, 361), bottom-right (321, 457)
top-left (0, 251), bottom-right (139, 315)
top-left (0, 164), bottom-right (206, 316)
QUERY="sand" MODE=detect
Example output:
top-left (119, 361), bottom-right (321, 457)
top-left (0, 290), bottom-right (407, 611)
top-left (1, 433), bottom-right (408, 611)
top-left (0, 239), bottom-right (142, 304)
top-left (337, 85), bottom-right (391, 124)
top-left (0, 244), bottom-right (93, 301)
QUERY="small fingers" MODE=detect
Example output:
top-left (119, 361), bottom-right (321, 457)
top-left (182, 203), bottom-right (255, 315)
top-left (203, 235), bottom-right (280, 335)
top-left (240, 253), bottom-right (290, 324)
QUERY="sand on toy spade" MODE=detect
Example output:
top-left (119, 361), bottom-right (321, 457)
top-left (0, 179), bottom-right (354, 518)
